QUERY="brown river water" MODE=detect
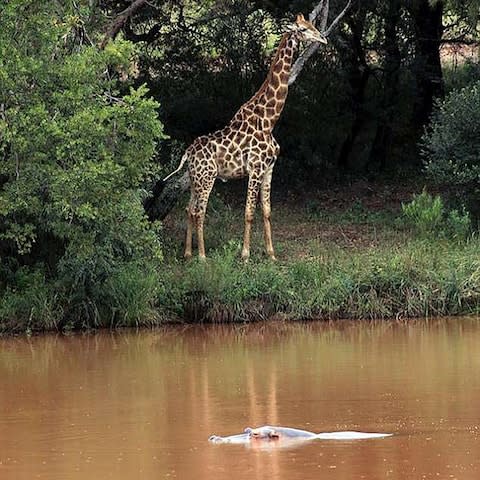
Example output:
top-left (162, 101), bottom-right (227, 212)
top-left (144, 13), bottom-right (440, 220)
top-left (1, 319), bottom-right (480, 480)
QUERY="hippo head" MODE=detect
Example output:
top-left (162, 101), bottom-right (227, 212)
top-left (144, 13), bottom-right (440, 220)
top-left (245, 426), bottom-right (280, 440)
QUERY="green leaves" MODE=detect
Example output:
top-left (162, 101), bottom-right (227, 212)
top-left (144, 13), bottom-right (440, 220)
top-left (0, 2), bottom-right (166, 327)
top-left (423, 81), bottom-right (480, 219)
top-left (401, 190), bottom-right (471, 240)
top-left (424, 82), bottom-right (480, 179)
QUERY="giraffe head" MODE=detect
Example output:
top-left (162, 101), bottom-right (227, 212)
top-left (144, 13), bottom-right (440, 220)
top-left (286, 14), bottom-right (327, 44)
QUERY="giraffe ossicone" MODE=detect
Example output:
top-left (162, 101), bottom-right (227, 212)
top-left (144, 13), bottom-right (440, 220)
top-left (164, 14), bottom-right (326, 261)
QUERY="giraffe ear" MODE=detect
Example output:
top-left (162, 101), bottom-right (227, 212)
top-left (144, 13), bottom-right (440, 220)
top-left (296, 13), bottom-right (305, 23)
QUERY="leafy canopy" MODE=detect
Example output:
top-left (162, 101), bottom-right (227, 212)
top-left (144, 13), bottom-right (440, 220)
top-left (0, 0), bottom-right (166, 326)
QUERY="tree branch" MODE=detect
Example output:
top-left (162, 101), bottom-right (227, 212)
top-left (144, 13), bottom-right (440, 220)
top-left (309, 0), bottom-right (329, 32)
top-left (288, 42), bottom-right (322, 85)
top-left (124, 21), bottom-right (162, 43)
top-left (324, 0), bottom-right (352, 37)
top-left (100, 0), bottom-right (149, 49)
top-left (289, 0), bottom-right (352, 86)
top-left (309, 0), bottom-right (325, 23)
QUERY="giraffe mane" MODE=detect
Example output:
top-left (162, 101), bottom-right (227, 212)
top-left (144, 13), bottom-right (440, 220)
top-left (248, 33), bottom-right (291, 105)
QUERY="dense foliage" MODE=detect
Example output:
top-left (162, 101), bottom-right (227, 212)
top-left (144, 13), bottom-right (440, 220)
top-left (114, 0), bottom-right (472, 179)
top-left (0, 1), bottom-right (166, 328)
top-left (423, 82), bottom-right (480, 218)
top-left (0, 0), bottom-right (479, 331)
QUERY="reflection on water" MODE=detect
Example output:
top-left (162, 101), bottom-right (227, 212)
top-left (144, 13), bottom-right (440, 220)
top-left (1, 319), bottom-right (480, 479)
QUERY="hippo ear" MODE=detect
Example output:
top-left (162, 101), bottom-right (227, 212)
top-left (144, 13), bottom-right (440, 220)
top-left (244, 427), bottom-right (253, 434)
top-left (268, 429), bottom-right (280, 438)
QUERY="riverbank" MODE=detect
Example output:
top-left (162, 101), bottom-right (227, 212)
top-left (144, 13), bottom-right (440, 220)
top-left (2, 181), bottom-right (480, 332)
top-left (159, 238), bottom-right (480, 323)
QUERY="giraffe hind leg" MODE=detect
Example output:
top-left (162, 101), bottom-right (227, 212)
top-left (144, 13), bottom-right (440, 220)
top-left (184, 190), bottom-right (196, 259)
top-left (261, 165), bottom-right (276, 260)
top-left (241, 175), bottom-right (262, 262)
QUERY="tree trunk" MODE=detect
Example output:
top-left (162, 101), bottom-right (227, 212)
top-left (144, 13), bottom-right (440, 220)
top-left (336, 11), bottom-right (369, 171)
top-left (410, 0), bottom-right (444, 137)
top-left (368, 0), bottom-right (402, 170)
top-left (336, 67), bottom-right (370, 171)
top-left (144, 171), bottom-right (190, 221)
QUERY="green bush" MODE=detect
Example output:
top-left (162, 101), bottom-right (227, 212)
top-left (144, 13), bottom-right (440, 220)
top-left (0, 269), bottom-right (62, 332)
top-left (422, 81), bottom-right (480, 219)
top-left (102, 263), bottom-right (161, 327)
top-left (0, 2), bottom-right (166, 329)
top-left (402, 190), bottom-right (443, 235)
top-left (401, 190), bottom-right (471, 240)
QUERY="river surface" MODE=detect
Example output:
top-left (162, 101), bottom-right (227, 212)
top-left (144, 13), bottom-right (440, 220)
top-left (1, 319), bottom-right (480, 479)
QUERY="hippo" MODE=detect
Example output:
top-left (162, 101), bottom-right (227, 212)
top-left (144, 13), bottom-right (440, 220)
top-left (209, 425), bottom-right (392, 447)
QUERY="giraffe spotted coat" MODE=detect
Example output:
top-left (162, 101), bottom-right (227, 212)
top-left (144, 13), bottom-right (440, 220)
top-left (164, 14), bottom-right (326, 260)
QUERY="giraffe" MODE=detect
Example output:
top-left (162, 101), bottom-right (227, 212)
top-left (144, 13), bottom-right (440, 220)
top-left (164, 14), bottom-right (326, 261)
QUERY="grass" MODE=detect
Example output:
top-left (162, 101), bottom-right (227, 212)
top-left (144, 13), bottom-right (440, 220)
top-left (158, 238), bottom-right (480, 323)
top-left (2, 180), bottom-right (480, 332)
top-left (155, 181), bottom-right (480, 323)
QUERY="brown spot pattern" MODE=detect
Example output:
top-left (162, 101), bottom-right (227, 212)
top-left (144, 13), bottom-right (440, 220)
top-left (177, 28), bottom-right (302, 260)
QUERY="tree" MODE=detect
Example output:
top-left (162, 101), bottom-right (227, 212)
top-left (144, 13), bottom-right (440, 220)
top-left (408, 0), bottom-right (445, 138)
top-left (0, 0), bottom-right (166, 326)
top-left (96, 0), bottom-right (479, 195)
top-left (423, 81), bottom-right (480, 219)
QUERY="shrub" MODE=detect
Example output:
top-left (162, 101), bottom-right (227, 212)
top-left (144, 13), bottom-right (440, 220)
top-left (422, 81), bottom-right (480, 219)
top-left (402, 190), bottom-right (444, 235)
top-left (0, 269), bottom-right (62, 332)
top-left (444, 61), bottom-right (480, 94)
top-left (401, 190), bottom-right (471, 240)
top-left (0, 2), bottom-right (166, 328)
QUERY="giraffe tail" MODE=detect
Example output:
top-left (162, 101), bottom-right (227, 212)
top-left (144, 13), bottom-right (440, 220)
top-left (163, 152), bottom-right (188, 182)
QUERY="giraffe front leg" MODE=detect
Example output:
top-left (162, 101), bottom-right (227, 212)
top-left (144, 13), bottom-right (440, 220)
top-left (261, 165), bottom-right (276, 260)
top-left (194, 175), bottom-right (216, 261)
top-left (241, 176), bottom-right (261, 262)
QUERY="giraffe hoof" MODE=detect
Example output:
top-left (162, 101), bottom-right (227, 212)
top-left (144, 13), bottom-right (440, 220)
top-left (198, 255), bottom-right (207, 262)
top-left (184, 252), bottom-right (192, 260)
top-left (241, 252), bottom-right (250, 263)
top-left (269, 255), bottom-right (277, 262)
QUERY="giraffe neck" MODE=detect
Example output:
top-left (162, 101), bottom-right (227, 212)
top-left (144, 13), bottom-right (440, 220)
top-left (232, 33), bottom-right (298, 133)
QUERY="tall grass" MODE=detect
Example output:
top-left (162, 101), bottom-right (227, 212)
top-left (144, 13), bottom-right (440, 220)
top-left (157, 239), bottom-right (480, 323)
top-left (2, 232), bottom-right (480, 332)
